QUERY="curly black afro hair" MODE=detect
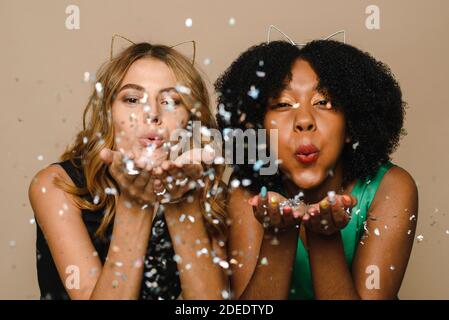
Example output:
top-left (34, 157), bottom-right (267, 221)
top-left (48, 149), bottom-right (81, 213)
top-left (215, 40), bottom-right (406, 194)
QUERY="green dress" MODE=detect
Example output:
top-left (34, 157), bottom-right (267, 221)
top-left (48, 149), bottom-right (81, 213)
top-left (289, 161), bottom-right (394, 300)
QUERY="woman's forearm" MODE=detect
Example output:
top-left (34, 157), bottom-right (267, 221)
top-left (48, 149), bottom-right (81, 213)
top-left (164, 200), bottom-right (228, 299)
top-left (307, 230), bottom-right (360, 299)
top-left (89, 196), bottom-right (153, 300)
top-left (240, 227), bottom-right (298, 300)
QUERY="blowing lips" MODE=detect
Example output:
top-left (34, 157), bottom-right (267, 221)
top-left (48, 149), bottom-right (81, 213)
top-left (295, 144), bottom-right (320, 164)
top-left (138, 132), bottom-right (165, 148)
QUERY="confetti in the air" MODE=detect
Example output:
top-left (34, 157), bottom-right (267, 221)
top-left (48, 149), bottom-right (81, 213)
top-left (83, 72), bottom-right (90, 83)
top-left (228, 17), bottom-right (236, 26)
top-left (203, 58), bottom-right (211, 65)
top-left (185, 18), bottom-right (193, 28)
top-left (247, 85), bottom-right (259, 99)
top-left (37, 155), bottom-right (44, 161)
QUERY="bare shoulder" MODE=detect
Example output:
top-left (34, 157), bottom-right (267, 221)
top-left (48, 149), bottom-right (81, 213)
top-left (28, 164), bottom-right (81, 220)
top-left (371, 164), bottom-right (419, 215)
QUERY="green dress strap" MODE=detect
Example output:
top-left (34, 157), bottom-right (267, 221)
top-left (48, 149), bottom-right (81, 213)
top-left (289, 161), bottom-right (395, 300)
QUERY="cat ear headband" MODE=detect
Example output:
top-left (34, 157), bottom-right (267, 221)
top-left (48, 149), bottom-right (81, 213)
top-left (109, 34), bottom-right (196, 64)
top-left (266, 25), bottom-right (346, 46)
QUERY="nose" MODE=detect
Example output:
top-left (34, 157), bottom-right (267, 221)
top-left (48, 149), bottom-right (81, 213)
top-left (294, 107), bottom-right (316, 132)
top-left (144, 102), bottom-right (162, 125)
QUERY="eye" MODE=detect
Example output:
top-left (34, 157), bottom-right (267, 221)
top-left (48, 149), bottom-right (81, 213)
top-left (313, 99), bottom-right (334, 110)
top-left (270, 102), bottom-right (292, 109)
top-left (123, 97), bottom-right (140, 105)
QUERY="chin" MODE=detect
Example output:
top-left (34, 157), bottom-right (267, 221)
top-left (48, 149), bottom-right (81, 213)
top-left (289, 167), bottom-right (327, 190)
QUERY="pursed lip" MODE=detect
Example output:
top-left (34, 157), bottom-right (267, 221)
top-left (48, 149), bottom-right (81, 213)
top-left (295, 143), bottom-right (320, 164)
top-left (138, 132), bottom-right (165, 148)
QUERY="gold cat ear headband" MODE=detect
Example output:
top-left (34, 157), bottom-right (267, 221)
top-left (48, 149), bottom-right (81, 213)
top-left (110, 34), bottom-right (196, 64)
top-left (266, 25), bottom-right (346, 47)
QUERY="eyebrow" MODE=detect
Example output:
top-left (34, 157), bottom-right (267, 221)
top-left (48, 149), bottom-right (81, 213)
top-left (117, 83), bottom-right (177, 95)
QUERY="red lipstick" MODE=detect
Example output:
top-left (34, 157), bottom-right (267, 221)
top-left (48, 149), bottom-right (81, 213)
top-left (295, 144), bottom-right (320, 164)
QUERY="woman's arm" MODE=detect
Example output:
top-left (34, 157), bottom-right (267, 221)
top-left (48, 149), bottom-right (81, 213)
top-left (307, 166), bottom-right (418, 299)
top-left (227, 187), bottom-right (298, 299)
top-left (163, 191), bottom-right (228, 299)
top-left (30, 165), bottom-right (154, 300)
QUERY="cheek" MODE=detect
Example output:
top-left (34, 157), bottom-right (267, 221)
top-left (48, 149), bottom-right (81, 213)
top-left (111, 105), bottom-right (138, 148)
top-left (163, 107), bottom-right (190, 130)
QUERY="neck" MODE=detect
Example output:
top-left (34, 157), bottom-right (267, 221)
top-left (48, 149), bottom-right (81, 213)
top-left (284, 160), bottom-right (346, 204)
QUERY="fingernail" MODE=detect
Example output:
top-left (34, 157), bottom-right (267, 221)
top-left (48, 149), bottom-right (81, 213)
top-left (319, 199), bottom-right (329, 210)
top-left (302, 214), bottom-right (309, 221)
top-left (293, 210), bottom-right (301, 218)
top-left (342, 195), bottom-right (352, 206)
top-left (260, 186), bottom-right (267, 200)
top-left (270, 196), bottom-right (278, 206)
top-left (283, 205), bottom-right (292, 215)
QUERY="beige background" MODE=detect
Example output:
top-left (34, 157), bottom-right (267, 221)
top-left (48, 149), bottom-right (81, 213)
top-left (1, 0), bottom-right (448, 299)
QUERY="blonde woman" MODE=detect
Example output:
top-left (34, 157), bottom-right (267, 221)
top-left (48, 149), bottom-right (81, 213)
top-left (29, 41), bottom-right (228, 300)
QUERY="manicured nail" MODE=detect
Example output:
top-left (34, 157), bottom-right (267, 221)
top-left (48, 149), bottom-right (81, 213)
top-left (283, 205), bottom-right (292, 215)
top-left (302, 214), bottom-right (310, 221)
top-left (260, 186), bottom-right (267, 199)
top-left (342, 195), bottom-right (352, 206)
top-left (319, 199), bottom-right (329, 210)
top-left (270, 196), bottom-right (278, 206)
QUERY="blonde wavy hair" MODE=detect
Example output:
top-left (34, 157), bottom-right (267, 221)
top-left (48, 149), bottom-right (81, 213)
top-left (55, 42), bottom-right (227, 241)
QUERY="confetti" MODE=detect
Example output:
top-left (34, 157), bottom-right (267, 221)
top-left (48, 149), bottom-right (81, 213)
top-left (41, 187), bottom-right (46, 194)
top-left (253, 159), bottom-right (264, 172)
top-left (203, 58), bottom-right (211, 65)
top-left (416, 234), bottom-right (424, 242)
top-left (82, 136), bottom-right (88, 144)
top-left (247, 85), bottom-right (259, 99)
top-left (222, 290), bottom-right (230, 299)
top-left (93, 195), bottom-right (100, 205)
top-left (390, 265), bottom-right (395, 271)
top-left (374, 228), bottom-right (380, 236)
top-left (9, 240), bottom-right (16, 248)
top-left (95, 82), bottom-right (103, 93)
top-left (37, 155), bottom-right (44, 161)
top-left (185, 18), bottom-right (193, 27)
top-left (230, 179), bottom-right (240, 188)
top-left (228, 17), bottom-right (236, 26)
top-left (352, 141), bottom-right (359, 150)
top-left (260, 257), bottom-right (268, 265)
top-left (185, 263), bottom-right (192, 270)
top-left (29, 218), bottom-right (35, 225)
top-left (242, 179), bottom-right (252, 187)
top-left (83, 72), bottom-right (90, 83)
top-left (105, 187), bottom-right (117, 195)
top-left (219, 260), bottom-right (229, 269)
top-left (256, 71), bottom-right (266, 77)
top-left (175, 84), bottom-right (191, 95)
top-left (327, 191), bottom-right (336, 205)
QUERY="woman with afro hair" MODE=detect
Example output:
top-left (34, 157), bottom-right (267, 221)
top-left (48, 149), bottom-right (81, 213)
top-left (215, 39), bottom-right (418, 299)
